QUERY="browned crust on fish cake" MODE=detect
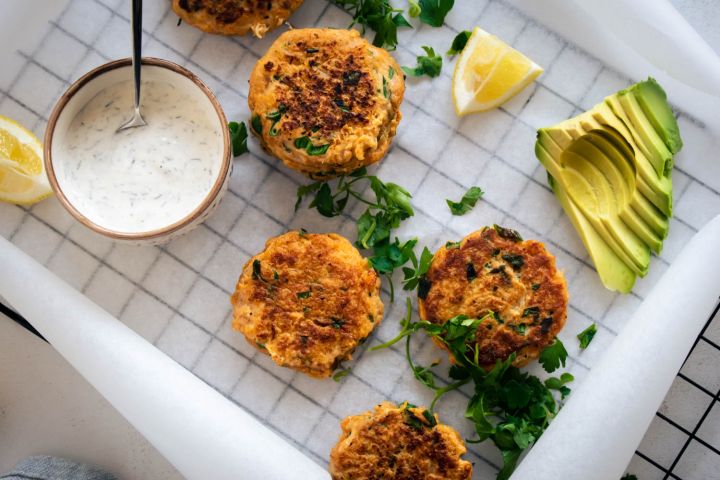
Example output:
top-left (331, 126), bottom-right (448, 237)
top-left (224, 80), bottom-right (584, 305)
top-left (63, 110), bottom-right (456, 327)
top-left (329, 402), bottom-right (473, 480)
top-left (172, 0), bottom-right (304, 37)
top-left (419, 227), bottom-right (568, 369)
top-left (248, 28), bottom-right (405, 179)
top-left (231, 231), bottom-right (383, 377)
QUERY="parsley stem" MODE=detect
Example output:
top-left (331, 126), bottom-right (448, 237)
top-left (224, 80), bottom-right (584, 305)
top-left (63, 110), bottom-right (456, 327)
top-left (430, 378), bottom-right (470, 412)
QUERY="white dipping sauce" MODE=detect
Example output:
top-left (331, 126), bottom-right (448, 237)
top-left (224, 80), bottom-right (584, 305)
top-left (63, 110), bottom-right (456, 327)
top-left (56, 79), bottom-right (222, 233)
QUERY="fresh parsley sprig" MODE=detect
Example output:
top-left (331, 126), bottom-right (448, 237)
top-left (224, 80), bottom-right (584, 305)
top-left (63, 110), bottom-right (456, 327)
top-left (373, 300), bottom-right (573, 480)
top-left (331, 0), bottom-right (412, 50)
top-left (447, 186), bottom-right (484, 215)
top-left (402, 45), bottom-right (443, 77)
top-left (295, 167), bottom-right (416, 300)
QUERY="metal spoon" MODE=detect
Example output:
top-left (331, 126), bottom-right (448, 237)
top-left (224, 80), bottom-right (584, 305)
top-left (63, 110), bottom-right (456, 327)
top-left (117, 0), bottom-right (146, 132)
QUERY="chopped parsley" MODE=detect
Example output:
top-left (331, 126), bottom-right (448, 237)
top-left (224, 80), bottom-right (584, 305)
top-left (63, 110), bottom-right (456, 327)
top-left (297, 290), bottom-right (312, 299)
top-left (577, 323), bottom-right (597, 349)
top-left (445, 240), bottom-right (461, 249)
top-left (294, 136), bottom-right (330, 156)
top-left (331, 318), bottom-right (346, 329)
top-left (251, 259), bottom-right (264, 281)
top-left (539, 338), bottom-right (568, 373)
top-left (502, 253), bottom-right (524, 270)
top-left (382, 76), bottom-right (389, 98)
top-left (228, 121), bottom-right (249, 157)
top-left (417, 0), bottom-right (454, 27)
top-left (493, 224), bottom-right (523, 242)
top-left (466, 263), bottom-right (477, 281)
top-left (372, 299), bottom-right (573, 479)
top-left (330, 0), bottom-right (412, 50)
top-left (446, 186), bottom-right (484, 215)
top-left (532, 283), bottom-right (541, 291)
top-left (251, 114), bottom-right (262, 135)
top-left (332, 368), bottom-right (351, 382)
top-left (266, 103), bottom-right (287, 137)
top-left (402, 46), bottom-right (442, 78)
top-left (447, 30), bottom-right (471, 55)
top-left (522, 306), bottom-right (540, 318)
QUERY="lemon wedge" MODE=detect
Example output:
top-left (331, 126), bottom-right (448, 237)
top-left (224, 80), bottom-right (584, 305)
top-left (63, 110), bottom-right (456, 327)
top-left (0, 115), bottom-right (52, 205)
top-left (452, 27), bottom-right (543, 115)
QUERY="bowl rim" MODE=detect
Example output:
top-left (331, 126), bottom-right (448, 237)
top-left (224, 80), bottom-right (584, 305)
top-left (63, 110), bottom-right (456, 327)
top-left (43, 57), bottom-right (232, 242)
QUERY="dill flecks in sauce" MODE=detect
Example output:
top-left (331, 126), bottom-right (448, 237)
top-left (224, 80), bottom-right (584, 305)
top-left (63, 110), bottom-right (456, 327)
top-left (57, 79), bottom-right (222, 233)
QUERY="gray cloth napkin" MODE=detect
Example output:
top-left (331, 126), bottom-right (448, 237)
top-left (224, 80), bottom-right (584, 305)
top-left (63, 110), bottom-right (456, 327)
top-left (0, 456), bottom-right (117, 480)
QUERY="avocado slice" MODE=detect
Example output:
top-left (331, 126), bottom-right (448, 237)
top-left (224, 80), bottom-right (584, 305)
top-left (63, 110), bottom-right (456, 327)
top-left (536, 139), bottom-right (649, 275)
top-left (621, 78), bottom-right (683, 155)
top-left (547, 173), bottom-right (636, 293)
top-left (579, 130), bottom-right (664, 253)
top-left (606, 94), bottom-right (672, 178)
top-left (560, 144), bottom-right (651, 273)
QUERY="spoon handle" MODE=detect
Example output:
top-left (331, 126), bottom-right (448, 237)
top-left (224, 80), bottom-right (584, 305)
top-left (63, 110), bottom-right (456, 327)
top-left (130, 0), bottom-right (143, 114)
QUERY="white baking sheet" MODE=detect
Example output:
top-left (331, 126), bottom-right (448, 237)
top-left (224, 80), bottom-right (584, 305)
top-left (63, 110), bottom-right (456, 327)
top-left (1, 1), bottom-right (719, 478)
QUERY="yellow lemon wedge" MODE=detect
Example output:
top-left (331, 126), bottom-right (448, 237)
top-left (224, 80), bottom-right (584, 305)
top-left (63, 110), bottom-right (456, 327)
top-left (0, 115), bottom-right (52, 205)
top-left (452, 27), bottom-right (543, 116)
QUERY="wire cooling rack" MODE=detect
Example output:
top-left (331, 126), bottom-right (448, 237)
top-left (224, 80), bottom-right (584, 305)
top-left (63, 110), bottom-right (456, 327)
top-left (1, 0), bottom-right (720, 478)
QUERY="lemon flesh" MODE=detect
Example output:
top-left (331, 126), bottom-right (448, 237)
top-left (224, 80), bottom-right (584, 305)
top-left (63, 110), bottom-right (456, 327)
top-left (0, 115), bottom-right (52, 205)
top-left (453, 27), bottom-right (543, 115)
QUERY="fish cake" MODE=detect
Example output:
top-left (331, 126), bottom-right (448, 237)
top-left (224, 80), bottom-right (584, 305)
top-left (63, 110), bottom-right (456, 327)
top-left (172, 0), bottom-right (304, 37)
top-left (248, 28), bottom-right (405, 179)
top-left (329, 401), bottom-right (473, 480)
top-left (230, 231), bottom-right (383, 377)
top-left (419, 226), bottom-right (568, 369)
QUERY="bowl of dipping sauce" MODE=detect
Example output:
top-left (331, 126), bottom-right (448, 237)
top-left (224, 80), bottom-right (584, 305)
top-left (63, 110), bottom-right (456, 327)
top-left (45, 57), bottom-right (231, 244)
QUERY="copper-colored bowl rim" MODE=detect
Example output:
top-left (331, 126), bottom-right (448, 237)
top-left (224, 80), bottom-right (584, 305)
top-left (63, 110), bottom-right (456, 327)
top-left (44, 57), bottom-right (231, 242)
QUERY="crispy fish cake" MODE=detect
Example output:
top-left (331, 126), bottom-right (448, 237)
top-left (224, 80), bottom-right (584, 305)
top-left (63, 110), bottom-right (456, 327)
top-left (172, 0), bottom-right (304, 37)
top-left (231, 231), bottom-right (383, 377)
top-left (248, 28), bottom-right (405, 179)
top-left (419, 226), bottom-right (568, 369)
top-left (329, 402), bottom-right (473, 480)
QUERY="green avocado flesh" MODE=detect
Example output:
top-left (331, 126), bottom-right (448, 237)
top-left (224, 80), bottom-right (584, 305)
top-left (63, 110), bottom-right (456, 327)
top-left (536, 78), bottom-right (682, 293)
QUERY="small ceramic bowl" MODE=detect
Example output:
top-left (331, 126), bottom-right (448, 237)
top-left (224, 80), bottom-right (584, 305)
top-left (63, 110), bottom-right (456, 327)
top-left (44, 57), bottom-right (232, 245)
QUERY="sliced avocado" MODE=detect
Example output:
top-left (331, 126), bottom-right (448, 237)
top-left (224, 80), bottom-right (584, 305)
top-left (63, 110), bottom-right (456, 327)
top-left (548, 173), bottom-right (636, 293)
top-left (621, 78), bottom-right (682, 155)
top-left (606, 94), bottom-right (672, 177)
top-left (536, 78), bottom-right (682, 292)
top-left (578, 131), bottom-right (663, 253)
top-left (587, 112), bottom-right (673, 216)
top-left (560, 146), bottom-right (650, 274)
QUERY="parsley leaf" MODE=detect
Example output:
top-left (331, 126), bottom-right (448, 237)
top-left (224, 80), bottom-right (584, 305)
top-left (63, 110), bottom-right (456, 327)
top-left (228, 121), bottom-right (249, 157)
top-left (577, 323), bottom-right (597, 349)
top-left (446, 186), bottom-right (484, 215)
top-left (295, 167), bottom-right (416, 300)
top-left (401, 246), bottom-right (433, 291)
top-left (447, 30), bottom-right (471, 55)
top-left (332, 368), bottom-right (351, 382)
top-left (418, 0), bottom-right (454, 27)
top-left (539, 338), bottom-right (568, 373)
top-left (331, 0), bottom-right (412, 50)
top-left (402, 46), bottom-right (442, 77)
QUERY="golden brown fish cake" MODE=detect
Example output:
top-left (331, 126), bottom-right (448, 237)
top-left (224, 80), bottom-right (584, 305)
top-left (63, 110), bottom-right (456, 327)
top-left (172, 0), bottom-right (304, 37)
top-left (248, 28), bottom-right (405, 179)
top-left (419, 226), bottom-right (568, 370)
top-left (230, 231), bottom-right (383, 377)
top-left (329, 401), bottom-right (473, 480)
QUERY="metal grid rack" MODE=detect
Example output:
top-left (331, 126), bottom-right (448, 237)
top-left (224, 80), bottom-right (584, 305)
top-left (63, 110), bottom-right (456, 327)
top-left (1, 0), bottom-right (719, 479)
